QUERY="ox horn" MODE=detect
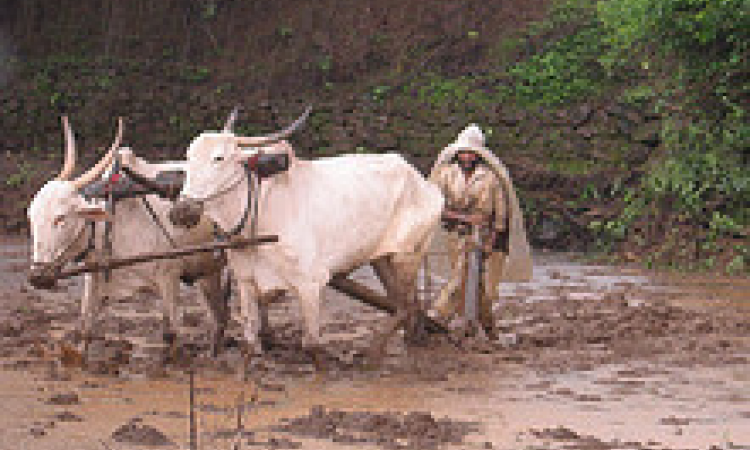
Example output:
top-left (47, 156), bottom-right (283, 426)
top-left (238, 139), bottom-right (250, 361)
top-left (71, 117), bottom-right (124, 190)
top-left (235, 105), bottom-right (312, 147)
top-left (55, 116), bottom-right (77, 181)
top-left (222, 105), bottom-right (240, 133)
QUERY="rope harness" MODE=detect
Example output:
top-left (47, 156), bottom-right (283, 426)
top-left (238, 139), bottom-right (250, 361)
top-left (42, 152), bottom-right (280, 279)
top-left (213, 162), bottom-right (258, 241)
top-left (67, 161), bottom-right (181, 275)
top-left (141, 196), bottom-right (177, 247)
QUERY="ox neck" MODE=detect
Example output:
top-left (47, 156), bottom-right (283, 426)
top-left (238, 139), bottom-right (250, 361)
top-left (204, 165), bottom-right (253, 238)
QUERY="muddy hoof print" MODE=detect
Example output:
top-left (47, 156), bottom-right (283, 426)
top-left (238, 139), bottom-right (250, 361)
top-left (47, 392), bottom-right (80, 406)
top-left (29, 426), bottom-right (47, 437)
top-left (54, 411), bottom-right (84, 422)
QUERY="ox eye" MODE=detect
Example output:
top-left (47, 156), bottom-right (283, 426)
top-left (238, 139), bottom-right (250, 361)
top-left (213, 155), bottom-right (225, 162)
top-left (53, 215), bottom-right (66, 227)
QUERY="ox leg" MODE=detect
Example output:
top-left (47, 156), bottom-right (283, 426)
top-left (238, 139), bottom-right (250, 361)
top-left (259, 300), bottom-right (271, 351)
top-left (237, 280), bottom-right (263, 380)
top-left (80, 274), bottom-right (104, 362)
top-left (367, 258), bottom-right (408, 363)
top-left (295, 284), bottom-right (327, 371)
top-left (392, 253), bottom-right (429, 346)
top-left (258, 290), bottom-right (284, 352)
top-left (157, 276), bottom-right (182, 363)
top-left (195, 271), bottom-right (231, 357)
top-left (369, 255), bottom-right (426, 362)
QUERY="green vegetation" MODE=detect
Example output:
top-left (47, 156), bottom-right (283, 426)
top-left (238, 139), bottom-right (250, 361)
top-left (504, 0), bottom-right (748, 272)
top-left (3, 0), bottom-right (747, 273)
top-left (592, 123), bottom-right (749, 263)
top-left (507, 0), bottom-right (610, 106)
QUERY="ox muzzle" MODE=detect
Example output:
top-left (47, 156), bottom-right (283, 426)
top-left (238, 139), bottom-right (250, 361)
top-left (169, 198), bottom-right (204, 229)
top-left (27, 263), bottom-right (60, 290)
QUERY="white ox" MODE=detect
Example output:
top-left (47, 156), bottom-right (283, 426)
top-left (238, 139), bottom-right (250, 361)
top-left (27, 117), bottom-right (230, 359)
top-left (169, 109), bottom-right (445, 368)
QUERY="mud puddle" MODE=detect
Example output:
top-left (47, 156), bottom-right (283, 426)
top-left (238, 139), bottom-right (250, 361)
top-left (0, 235), bottom-right (748, 449)
top-left (2, 356), bottom-right (749, 450)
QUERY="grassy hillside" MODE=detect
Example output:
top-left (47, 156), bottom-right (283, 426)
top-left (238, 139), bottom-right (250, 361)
top-left (1, 0), bottom-right (747, 273)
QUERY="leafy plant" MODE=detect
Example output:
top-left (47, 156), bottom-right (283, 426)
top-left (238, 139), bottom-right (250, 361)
top-left (598, 0), bottom-right (749, 118)
top-left (371, 85), bottom-right (391, 102)
top-left (318, 56), bottom-right (332, 72)
top-left (506, 0), bottom-right (612, 105)
top-left (6, 164), bottom-right (33, 187)
top-left (181, 65), bottom-right (211, 82)
top-left (277, 26), bottom-right (294, 38)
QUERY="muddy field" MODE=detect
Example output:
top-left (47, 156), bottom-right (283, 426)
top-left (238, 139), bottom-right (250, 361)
top-left (0, 233), bottom-right (749, 450)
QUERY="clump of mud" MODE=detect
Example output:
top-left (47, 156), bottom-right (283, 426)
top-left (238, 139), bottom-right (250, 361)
top-left (275, 405), bottom-right (479, 449)
top-left (528, 426), bottom-right (701, 450)
top-left (494, 298), bottom-right (750, 373)
top-left (111, 418), bottom-right (175, 447)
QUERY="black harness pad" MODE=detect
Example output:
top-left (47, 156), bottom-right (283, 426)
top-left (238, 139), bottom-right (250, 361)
top-left (79, 171), bottom-right (185, 201)
top-left (79, 174), bottom-right (137, 201)
top-left (253, 153), bottom-right (290, 178)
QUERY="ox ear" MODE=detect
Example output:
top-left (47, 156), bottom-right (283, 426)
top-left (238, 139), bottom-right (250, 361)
top-left (238, 141), bottom-right (297, 166)
top-left (237, 146), bottom-right (262, 161)
top-left (118, 147), bottom-right (139, 170)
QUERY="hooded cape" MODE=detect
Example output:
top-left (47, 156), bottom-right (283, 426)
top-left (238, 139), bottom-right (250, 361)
top-left (430, 141), bottom-right (533, 282)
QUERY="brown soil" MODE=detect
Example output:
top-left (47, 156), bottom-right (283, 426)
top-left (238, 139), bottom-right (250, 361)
top-left (3, 277), bottom-right (747, 382)
top-left (1, 236), bottom-right (749, 449)
top-left (1, 236), bottom-right (748, 380)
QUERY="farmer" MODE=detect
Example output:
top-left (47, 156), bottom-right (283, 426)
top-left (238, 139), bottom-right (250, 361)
top-left (429, 124), bottom-right (533, 339)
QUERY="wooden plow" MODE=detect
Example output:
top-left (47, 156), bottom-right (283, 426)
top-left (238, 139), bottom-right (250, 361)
top-left (29, 235), bottom-right (451, 333)
top-left (27, 236), bottom-right (279, 288)
top-left (328, 251), bottom-right (451, 334)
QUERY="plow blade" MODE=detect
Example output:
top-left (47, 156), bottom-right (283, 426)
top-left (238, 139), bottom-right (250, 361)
top-left (328, 275), bottom-right (447, 334)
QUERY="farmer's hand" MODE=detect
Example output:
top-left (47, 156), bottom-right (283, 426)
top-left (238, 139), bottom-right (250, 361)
top-left (484, 229), bottom-right (509, 253)
top-left (442, 209), bottom-right (487, 226)
top-left (464, 213), bottom-right (488, 226)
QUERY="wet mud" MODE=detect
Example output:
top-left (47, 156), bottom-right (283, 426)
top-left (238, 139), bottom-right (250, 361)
top-left (0, 235), bottom-right (748, 449)
top-left (273, 407), bottom-right (480, 449)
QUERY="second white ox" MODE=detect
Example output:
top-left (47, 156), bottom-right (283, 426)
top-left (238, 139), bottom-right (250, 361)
top-left (169, 109), bottom-right (445, 366)
top-left (27, 117), bottom-right (230, 358)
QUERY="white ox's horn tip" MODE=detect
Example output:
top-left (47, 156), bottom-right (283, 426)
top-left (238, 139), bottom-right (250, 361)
top-left (235, 105), bottom-right (312, 147)
top-left (222, 105), bottom-right (241, 133)
top-left (71, 117), bottom-right (125, 190)
top-left (56, 115), bottom-right (76, 181)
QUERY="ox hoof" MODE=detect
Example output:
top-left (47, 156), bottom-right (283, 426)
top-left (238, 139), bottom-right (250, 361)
top-left (361, 357), bottom-right (382, 372)
top-left (56, 341), bottom-right (85, 369)
top-left (237, 358), bottom-right (265, 382)
top-left (403, 314), bottom-right (431, 347)
top-left (162, 333), bottom-right (191, 365)
top-left (237, 341), bottom-right (264, 380)
top-left (350, 351), bottom-right (378, 371)
top-left (363, 343), bottom-right (387, 369)
top-left (307, 347), bottom-right (329, 373)
top-left (209, 330), bottom-right (228, 357)
top-left (259, 333), bottom-right (276, 353)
